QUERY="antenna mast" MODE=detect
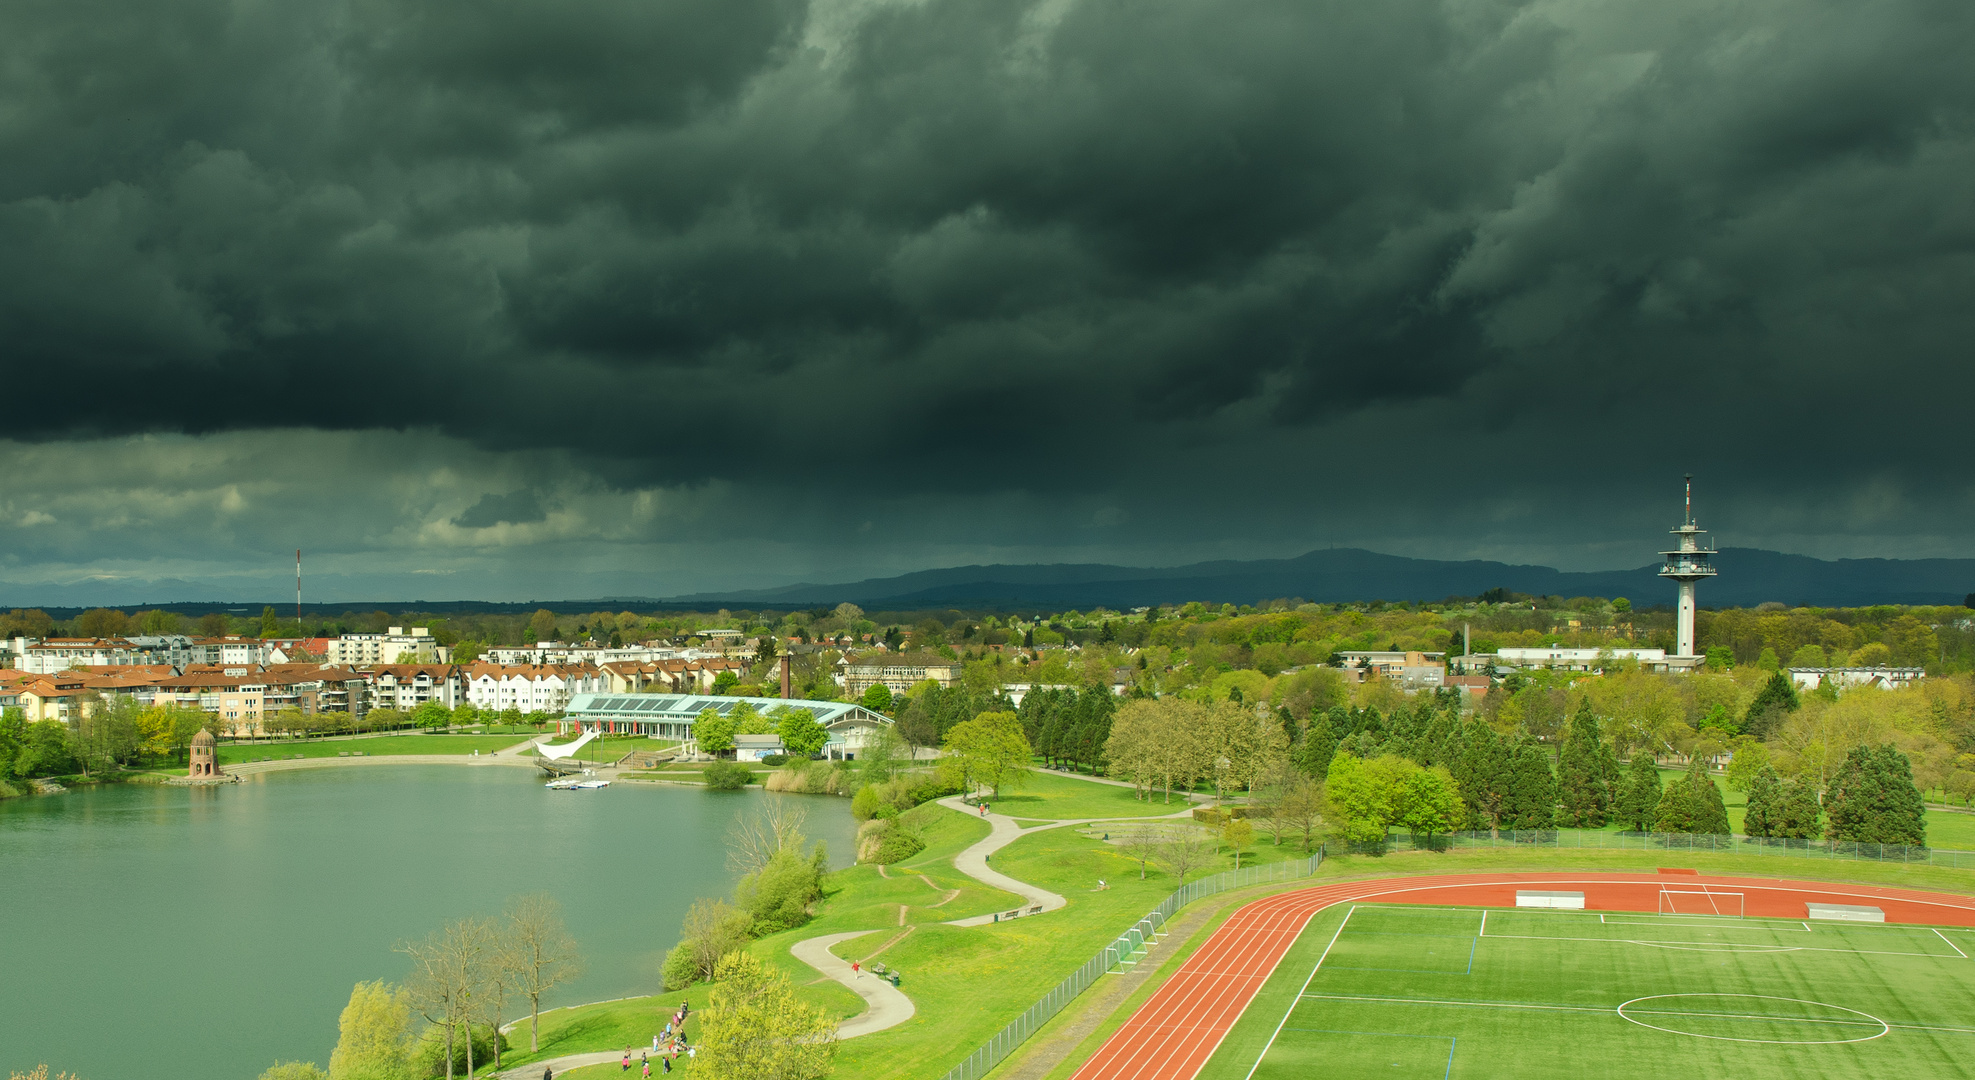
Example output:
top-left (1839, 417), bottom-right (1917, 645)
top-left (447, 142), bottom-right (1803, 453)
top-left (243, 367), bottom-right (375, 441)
top-left (296, 549), bottom-right (302, 627)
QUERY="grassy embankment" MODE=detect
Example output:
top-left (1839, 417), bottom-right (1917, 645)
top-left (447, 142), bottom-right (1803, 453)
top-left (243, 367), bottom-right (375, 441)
top-left (482, 771), bottom-right (1288, 1078)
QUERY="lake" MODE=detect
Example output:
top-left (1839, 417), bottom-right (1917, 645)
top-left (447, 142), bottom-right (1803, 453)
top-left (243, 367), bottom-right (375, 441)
top-left (0, 766), bottom-right (857, 1080)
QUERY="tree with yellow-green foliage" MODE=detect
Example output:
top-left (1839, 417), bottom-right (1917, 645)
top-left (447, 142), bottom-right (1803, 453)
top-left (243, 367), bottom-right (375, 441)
top-left (939, 710), bottom-right (1031, 797)
top-left (328, 980), bottom-right (415, 1080)
top-left (696, 951), bottom-right (837, 1080)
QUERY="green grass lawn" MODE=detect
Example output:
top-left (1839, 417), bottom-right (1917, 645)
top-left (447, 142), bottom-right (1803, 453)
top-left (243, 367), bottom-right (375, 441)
top-left (981, 769), bottom-right (1202, 821)
top-left (216, 734), bottom-right (528, 764)
top-left (1200, 900), bottom-right (1975, 1080)
top-left (480, 993), bottom-right (694, 1076)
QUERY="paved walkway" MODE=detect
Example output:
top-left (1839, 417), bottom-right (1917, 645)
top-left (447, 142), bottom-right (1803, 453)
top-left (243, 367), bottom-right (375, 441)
top-left (789, 930), bottom-right (917, 1036)
top-left (936, 798), bottom-right (1075, 926)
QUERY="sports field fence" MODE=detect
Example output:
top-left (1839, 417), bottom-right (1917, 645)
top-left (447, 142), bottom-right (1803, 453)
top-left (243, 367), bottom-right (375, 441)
top-left (1422, 829), bottom-right (1971, 866)
top-left (937, 845), bottom-right (1326, 1080)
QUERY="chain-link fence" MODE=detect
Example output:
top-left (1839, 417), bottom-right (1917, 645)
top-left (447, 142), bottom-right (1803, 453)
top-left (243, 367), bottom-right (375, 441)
top-left (937, 847), bottom-right (1326, 1080)
top-left (1424, 829), bottom-right (1971, 866)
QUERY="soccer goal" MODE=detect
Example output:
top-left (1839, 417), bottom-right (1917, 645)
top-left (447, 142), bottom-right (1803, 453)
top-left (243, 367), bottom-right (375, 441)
top-left (1658, 888), bottom-right (1745, 917)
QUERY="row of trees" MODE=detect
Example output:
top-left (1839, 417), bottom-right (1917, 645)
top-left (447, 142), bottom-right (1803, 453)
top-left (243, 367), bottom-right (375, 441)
top-left (1104, 698), bottom-right (1290, 804)
top-left (0, 700), bottom-right (209, 780)
top-left (1301, 699), bottom-right (1927, 847)
top-left (1017, 686), bottom-right (1119, 772)
top-left (261, 895), bottom-right (583, 1080)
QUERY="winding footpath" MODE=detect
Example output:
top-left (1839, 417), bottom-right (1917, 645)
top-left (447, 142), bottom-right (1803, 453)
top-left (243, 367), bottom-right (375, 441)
top-left (496, 774), bottom-right (1197, 1078)
top-left (784, 788), bottom-right (1200, 1039)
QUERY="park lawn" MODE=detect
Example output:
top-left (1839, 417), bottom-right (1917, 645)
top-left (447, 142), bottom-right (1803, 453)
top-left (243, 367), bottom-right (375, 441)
top-left (982, 769), bottom-right (1200, 821)
top-left (824, 804), bottom-right (1232, 1079)
top-left (481, 993), bottom-right (685, 1075)
top-left (216, 734), bottom-right (528, 764)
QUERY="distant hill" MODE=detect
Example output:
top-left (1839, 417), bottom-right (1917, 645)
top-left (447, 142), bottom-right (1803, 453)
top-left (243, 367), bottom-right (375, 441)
top-left (669, 548), bottom-right (1975, 610)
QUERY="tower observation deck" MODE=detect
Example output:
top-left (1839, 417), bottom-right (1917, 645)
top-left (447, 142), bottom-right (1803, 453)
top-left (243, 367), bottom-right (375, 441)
top-left (1658, 474), bottom-right (1716, 658)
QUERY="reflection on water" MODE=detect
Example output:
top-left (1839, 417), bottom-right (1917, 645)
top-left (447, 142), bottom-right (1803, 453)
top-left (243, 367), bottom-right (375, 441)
top-left (0, 766), bottom-right (854, 1080)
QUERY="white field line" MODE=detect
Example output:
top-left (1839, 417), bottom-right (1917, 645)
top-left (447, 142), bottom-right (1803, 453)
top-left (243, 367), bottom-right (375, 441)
top-left (1478, 929), bottom-right (1954, 960)
top-left (1299, 992), bottom-right (1606, 1015)
top-left (1934, 928), bottom-right (1970, 958)
top-left (1297, 993), bottom-right (1975, 1039)
top-left (1242, 906), bottom-right (1356, 1080)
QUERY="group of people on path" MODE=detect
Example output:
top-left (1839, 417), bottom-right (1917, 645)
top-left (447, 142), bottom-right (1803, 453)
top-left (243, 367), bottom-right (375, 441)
top-left (537, 999), bottom-right (694, 1080)
top-left (620, 999), bottom-right (694, 1075)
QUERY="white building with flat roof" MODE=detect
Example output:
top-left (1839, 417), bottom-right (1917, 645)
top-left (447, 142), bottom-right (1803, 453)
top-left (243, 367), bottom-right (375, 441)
top-left (327, 627), bottom-right (445, 665)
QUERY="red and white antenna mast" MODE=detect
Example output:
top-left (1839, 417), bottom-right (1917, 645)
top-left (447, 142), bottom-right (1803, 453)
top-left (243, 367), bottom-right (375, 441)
top-left (296, 549), bottom-right (303, 627)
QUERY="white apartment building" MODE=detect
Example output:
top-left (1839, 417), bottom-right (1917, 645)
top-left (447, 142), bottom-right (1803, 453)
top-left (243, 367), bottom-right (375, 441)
top-left (1491, 647), bottom-right (1703, 674)
top-left (483, 643), bottom-right (695, 665)
top-left (326, 627), bottom-right (446, 666)
top-left (463, 664), bottom-right (606, 714)
top-left (1787, 667), bottom-right (1927, 692)
top-left (364, 664), bottom-right (465, 712)
top-left (17, 635), bottom-right (203, 673)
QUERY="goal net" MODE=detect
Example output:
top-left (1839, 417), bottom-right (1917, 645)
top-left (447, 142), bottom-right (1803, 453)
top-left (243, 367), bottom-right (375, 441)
top-left (1658, 888), bottom-right (1745, 917)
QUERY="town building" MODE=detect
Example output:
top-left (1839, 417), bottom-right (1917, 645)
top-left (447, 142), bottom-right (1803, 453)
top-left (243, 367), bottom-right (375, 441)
top-left (841, 656), bottom-right (963, 700)
top-left (559, 693), bottom-right (893, 759)
top-left (326, 627), bottom-right (445, 666)
top-left (1335, 651), bottom-right (1448, 690)
top-left (463, 663), bottom-right (606, 714)
top-left (1786, 667), bottom-right (1927, 692)
top-left (1491, 647), bottom-right (1702, 674)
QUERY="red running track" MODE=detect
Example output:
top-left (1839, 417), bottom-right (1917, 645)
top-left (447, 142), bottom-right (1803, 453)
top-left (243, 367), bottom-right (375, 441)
top-left (1064, 871), bottom-right (1975, 1080)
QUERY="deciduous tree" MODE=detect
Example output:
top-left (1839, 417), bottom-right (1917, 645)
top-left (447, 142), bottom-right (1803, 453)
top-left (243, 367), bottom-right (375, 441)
top-left (939, 711), bottom-right (1031, 797)
top-left (503, 895), bottom-right (584, 1054)
top-left (328, 980), bottom-right (414, 1080)
top-left (696, 952), bottom-right (837, 1080)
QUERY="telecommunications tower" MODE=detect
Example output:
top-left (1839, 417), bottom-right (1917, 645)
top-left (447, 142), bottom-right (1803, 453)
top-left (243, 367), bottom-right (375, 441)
top-left (1658, 475), bottom-right (1716, 658)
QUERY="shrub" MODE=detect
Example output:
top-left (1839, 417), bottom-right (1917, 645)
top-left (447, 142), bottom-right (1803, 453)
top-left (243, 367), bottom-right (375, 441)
top-left (760, 753), bottom-right (789, 766)
top-left (736, 847), bottom-right (823, 934)
top-left (851, 784), bottom-right (895, 821)
top-left (662, 942), bottom-right (700, 992)
top-left (900, 772), bottom-right (962, 807)
top-left (702, 761), bottom-right (754, 790)
top-left (872, 826), bottom-right (926, 864)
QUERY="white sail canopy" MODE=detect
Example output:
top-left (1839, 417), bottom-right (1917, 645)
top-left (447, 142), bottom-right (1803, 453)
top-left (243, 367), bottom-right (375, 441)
top-left (535, 727), bottom-right (600, 761)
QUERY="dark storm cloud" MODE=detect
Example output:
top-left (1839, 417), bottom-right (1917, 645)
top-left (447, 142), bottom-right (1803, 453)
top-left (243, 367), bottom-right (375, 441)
top-left (3, 0), bottom-right (1974, 547)
top-left (451, 490), bottom-right (548, 528)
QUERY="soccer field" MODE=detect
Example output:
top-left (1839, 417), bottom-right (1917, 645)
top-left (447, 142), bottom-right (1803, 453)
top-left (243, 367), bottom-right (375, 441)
top-left (1198, 901), bottom-right (1975, 1079)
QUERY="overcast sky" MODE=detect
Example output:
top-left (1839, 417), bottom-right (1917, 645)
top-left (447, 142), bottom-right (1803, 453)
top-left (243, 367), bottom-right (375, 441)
top-left (3, 0), bottom-right (1972, 603)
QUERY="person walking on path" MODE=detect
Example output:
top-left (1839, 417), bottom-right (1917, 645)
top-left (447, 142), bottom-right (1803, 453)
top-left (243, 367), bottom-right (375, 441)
top-left (543, 1069), bottom-right (553, 1080)
top-left (851, 960), bottom-right (860, 977)
top-left (622, 1049), bottom-right (631, 1071)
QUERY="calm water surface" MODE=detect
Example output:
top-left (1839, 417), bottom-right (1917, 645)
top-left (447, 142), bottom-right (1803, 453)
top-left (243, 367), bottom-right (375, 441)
top-left (0, 765), bottom-right (855, 1080)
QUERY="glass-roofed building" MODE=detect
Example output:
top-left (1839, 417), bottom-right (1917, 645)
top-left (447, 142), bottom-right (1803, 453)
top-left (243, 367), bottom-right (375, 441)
top-left (558, 693), bottom-right (894, 758)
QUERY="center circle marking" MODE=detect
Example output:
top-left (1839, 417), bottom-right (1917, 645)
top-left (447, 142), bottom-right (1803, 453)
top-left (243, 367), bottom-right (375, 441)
top-left (1615, 993), bottom-right (1889, 1045)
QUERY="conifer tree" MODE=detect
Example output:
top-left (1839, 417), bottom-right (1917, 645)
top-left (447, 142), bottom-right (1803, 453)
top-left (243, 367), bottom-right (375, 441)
top-left (1825, 744), bottom-right (1927, 846)
top-left (1294, 708), bottom-right (1341, 779)
top-left (1773, 776), bottom-right (1824, 839)
top-left (1742, 670), bottom-right (1802, 740)
top-left (1452, 722), bottom-right (1511, 836)
top-left (1655, 760), bottom-right (1729, 834)
top-left (1742, 765), bottom-right (1782, 838)
top-left (1501, 741), bottom-right (1556, 830)
top-left (1557, 705), bottom-right (1612, 827)
top-left (1614, 754), bottom-right (1662, 832)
